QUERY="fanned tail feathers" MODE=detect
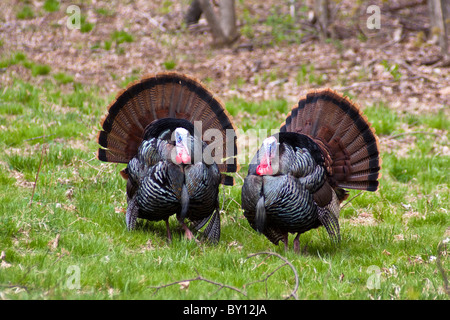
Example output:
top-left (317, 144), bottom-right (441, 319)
top-left (202, 209), bottom-right (221, 244)
top-left (280, 89), bottom-right (381, 192)
top-left (97, 72), bottom-right (239, 179)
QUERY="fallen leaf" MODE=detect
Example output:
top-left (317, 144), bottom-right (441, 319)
top-left (115, 207), bottom-right (126, 214)
top-left (140, 240), bottom-right (154, 252)
top-left (65, 188), bottom-right (74, 200)
top-left (401, 203), bottom-right (412, 210)
top-left (179, 281), bottom-right (190, 290)
top-left (228, 240), bottom-right (243, 251)
top-left (0, 251), bottom-right (12, 269)
top-left (48, 234), bottom-right (60, 251)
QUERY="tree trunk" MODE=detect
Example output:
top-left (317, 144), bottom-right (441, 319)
top-left (185, 0), bottom-right (203, 25)
top-left (428, 0), bottom-right (449, 59)
top-left (219, 0), bottom-right (238, 41)
top-left (198, 0), bottom-right (239, 47)
top-left (314, 0), bottom-right (330, 40)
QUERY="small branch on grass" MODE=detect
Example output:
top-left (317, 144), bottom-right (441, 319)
top-left (0, 262), bottom-right (39, 293)
top-left (341, 191), bottom-right (363, 209)
top-left (246, 252), bottom-right (299, 300)
top-left (0, 283), bottom-right (29, 292)
top-left (24, 134), bottom-right (55, 142)
top-left (149, 251), bottom-right (299, 299)
top-left (244, 260), bottom-right (288, 298)
top-left (380, 131), bottom-right (441, 142)
top-left (29, 144), bottom-right (47, 207)
top-left (68, 214), bottom-right (100, 228)
top-left (149, 268), bottom-right (247, 297)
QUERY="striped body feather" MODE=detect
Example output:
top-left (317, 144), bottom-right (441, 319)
top-left (128, 135), bottom-right (221, 225)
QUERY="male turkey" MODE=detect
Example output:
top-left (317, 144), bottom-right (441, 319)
top-left (97, 72), bottom-right (238, 243)
top-left (241, 89), bottom-right (380, 252)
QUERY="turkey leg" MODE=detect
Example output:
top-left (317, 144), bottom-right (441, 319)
top-left (282, 233), bottom-right (289, 251)
top-left (293, 233), bottom-right (300, 253)
top-left (181, 222), bottom-right (194, 240)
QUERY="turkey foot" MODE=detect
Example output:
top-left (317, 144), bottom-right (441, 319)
top-left (181, 222), bottom-right (194, 240)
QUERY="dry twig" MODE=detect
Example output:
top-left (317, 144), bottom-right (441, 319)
top-left (149, 268), bottom-right (247, 297)
top-left (380, 131), bottom-right (441, 142)
top-left (246, 251), bottom-right (299, 300)
top-left (29, 144), bottom-right (47, 207)
top-left (341, 191), bottom-right (363, 209)
top-left (436, 241), bottom-right (449, 297)
top-left (149, 251), bottom-right (300, 299)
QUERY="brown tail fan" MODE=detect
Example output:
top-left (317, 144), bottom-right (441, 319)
top-left (97, 72), bottom-right (239, 176)
top-left (280, 89), bottom-right (381, 192)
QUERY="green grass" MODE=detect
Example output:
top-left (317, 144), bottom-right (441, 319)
top-left (101, 30), bottom-right (134, 54)
top-left (31, 64), bottom-right (51, 77)
top-left (226, 98), bottom-right (288, 131)
top-left (0, 52), bottom-right (52, 78)
top-left (0, 52), bottom-right (27, 68)
top-left (239, 4), bottom-right (310, 46)
top-left (95, 7), bottom-right (116, 17)
top-left (163, 59), bottom-right (177, 70)
top-left (43, 0), bottom-right (60, 13)
top-left (110, 30), bottom-right (134, 44)
top-left (265, 6), bottom-right (299, 44)
top-left (296, 64), bottom-right (325, 86)
top-left (380, 60), bottom-right (402, 81)
top-left (80, 15), bottom-right (95, 33)
top-left (16, 5), bottom-right (35, 20)
top-left (0, 79), bottom-right (448, 300)
top-left (53, 72), bottom-right (74, 84)
top-left (103, 40), bottom-right (112, 51)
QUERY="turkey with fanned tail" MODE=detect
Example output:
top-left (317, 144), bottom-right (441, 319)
top-left (241, 89), bottom-right (381, 252)
top-left (97, 72), bottom-right (238, 243)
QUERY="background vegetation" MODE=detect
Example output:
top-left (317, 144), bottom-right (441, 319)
top-left (0, 0), bottom-right (448, 300)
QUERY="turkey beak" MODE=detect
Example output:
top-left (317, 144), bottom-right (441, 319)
top-left (175, 128), bottom-right (191, 164)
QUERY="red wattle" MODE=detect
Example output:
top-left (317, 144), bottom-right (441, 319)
top-left (256, 164), bottom-right (273, 176)
top-left (176, 151), bottom-right (191, 164)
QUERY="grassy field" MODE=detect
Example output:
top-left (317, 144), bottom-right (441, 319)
top-left (0, 75), bottom-right (448, 300)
